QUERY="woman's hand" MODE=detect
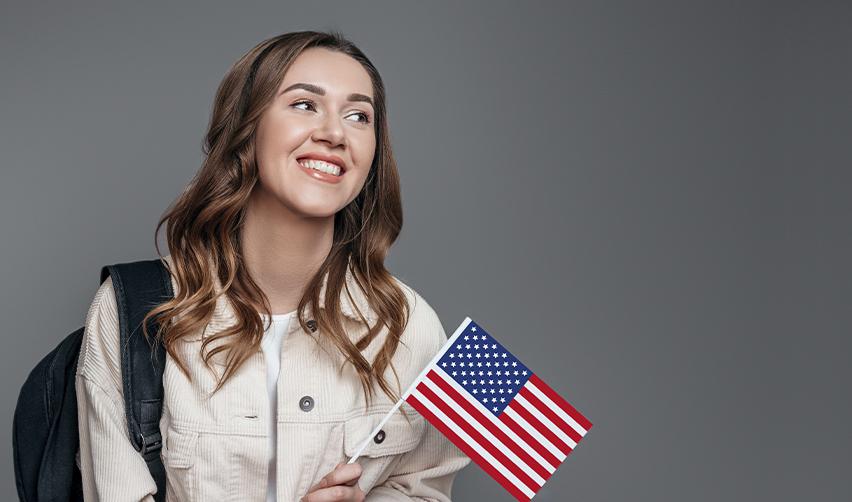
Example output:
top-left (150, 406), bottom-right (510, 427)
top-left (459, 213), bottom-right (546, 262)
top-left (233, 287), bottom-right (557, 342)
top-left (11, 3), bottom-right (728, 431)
top-left (301, 462), bottom-right (365, 502)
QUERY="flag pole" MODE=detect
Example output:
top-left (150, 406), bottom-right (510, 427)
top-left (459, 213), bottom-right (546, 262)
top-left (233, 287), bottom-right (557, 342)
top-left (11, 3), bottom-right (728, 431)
top-left (347, 316), bottom-right (473, 463)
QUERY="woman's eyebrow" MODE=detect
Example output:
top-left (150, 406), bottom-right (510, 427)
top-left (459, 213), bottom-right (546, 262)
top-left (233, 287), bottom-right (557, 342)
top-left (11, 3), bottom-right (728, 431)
top-left (280, 82), bottom-right (373, 108)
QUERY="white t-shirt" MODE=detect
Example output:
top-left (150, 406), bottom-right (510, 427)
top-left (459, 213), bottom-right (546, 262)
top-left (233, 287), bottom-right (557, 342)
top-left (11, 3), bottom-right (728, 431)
top-left (259, 310), bottom-right (296, 502)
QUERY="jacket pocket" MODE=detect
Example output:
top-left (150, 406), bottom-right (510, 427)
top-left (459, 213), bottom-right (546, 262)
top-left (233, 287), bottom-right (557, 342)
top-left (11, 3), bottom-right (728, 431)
top-left (163, 427), bottom-right (198, 500)
top-left (342, 412), bottom-right (427, 491)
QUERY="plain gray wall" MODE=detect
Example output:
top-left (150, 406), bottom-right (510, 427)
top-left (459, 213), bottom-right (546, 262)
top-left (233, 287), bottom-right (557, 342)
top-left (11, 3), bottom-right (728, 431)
top-left (2, 1), bottom-right (850, 500)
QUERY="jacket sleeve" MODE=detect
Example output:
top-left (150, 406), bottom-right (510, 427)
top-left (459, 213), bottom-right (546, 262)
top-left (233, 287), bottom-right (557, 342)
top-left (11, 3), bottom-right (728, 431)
top-left (365, 306), bottom-right (471, 501)
top-left (75, 276), bottom-right (158, 502)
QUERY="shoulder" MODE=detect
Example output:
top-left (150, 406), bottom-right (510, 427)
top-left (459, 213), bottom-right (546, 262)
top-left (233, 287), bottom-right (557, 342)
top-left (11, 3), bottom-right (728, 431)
top-left (390, 275), bottom-right (447, 361)
top-left (76, 276), bottom-right (123, 392)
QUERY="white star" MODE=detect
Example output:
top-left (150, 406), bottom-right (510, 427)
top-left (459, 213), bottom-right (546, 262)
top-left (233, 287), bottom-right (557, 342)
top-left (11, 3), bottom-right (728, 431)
top-left (502, 353), bottom-right (507, 358)
top-left (522, 370), bottom-right (528, 375)
top-left (462, 380), bottom-right (467, 385)
top-left (450, 362), bottom-right (456, 367)
top-left (488, 380), bottom-right (494, 385)
top-left (503, 362), bottom-right (509, 367)
top-left (472, 389), bottom-right (478, 394)
top-left (478, 371), bottom-right (484, 376)
top-left (486, 362), bottom-right (491, 367)
top-left (441, 362), bottom-right (447, 367)
top-left (484, 353), bottom-right (490, 358)
top-left (515, 379), bottom-right (520, 385)
top-left (471, 327), bottom-right (477, 332)
top-left (512, 361), bottom-right (517, 367)
top-left (500, 397), bottom-right (506, 403)
top-left (464, 335), bottom-right (469, 340)
top-left (490, 389), bottom-right (495, 394)
top-left (465, 344), bottom-right (471, 350)
top-left (493, 407), bottom-right (498, 412)
top-left (492, 344), bottom-right (497, 349)
top-left (480, 379), bottom-right (485, 385)
top-left (472, 335), bottom-right (478, 341)
top-left (452, 371), bottom-right (457, 376)
top-left (477, 362), bottom-right (482, 367)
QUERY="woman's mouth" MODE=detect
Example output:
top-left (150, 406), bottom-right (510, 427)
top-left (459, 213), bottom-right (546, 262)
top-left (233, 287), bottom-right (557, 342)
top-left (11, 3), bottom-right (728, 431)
top-left (297, 158), bottom-right (345, 184)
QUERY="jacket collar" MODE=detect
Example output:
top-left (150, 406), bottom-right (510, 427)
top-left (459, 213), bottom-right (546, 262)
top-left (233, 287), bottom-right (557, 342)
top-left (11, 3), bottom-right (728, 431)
top-left (162, 253), bottom-right (378, 336)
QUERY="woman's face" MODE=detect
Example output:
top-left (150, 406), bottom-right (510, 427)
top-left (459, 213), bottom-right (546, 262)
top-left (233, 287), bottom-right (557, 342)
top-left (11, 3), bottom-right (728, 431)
top-left (253, 47), bottom-right (376, 218)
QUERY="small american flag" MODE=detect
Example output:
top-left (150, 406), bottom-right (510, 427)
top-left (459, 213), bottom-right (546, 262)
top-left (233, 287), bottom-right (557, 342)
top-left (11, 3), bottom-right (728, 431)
top-left (404, 317), bottom-right (593, 501)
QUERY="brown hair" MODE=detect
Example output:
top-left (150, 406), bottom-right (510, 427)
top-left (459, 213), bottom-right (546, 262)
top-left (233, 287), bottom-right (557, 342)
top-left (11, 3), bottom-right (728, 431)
top-left (142, 30), bottom-right (410, 409)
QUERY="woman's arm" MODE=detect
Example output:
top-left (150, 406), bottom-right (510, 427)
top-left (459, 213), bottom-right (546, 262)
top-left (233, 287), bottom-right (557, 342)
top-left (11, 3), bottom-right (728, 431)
top-left (75, 276), bottom-right (158, 501)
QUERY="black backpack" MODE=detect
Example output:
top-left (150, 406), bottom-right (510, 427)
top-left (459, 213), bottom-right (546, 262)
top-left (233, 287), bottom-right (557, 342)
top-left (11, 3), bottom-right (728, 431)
top-left (13, 259), bottom-right (175, 502)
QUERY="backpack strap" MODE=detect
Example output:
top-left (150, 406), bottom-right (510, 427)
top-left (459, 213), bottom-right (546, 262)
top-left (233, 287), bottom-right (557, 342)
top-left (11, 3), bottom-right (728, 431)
top-left (99, 258), bottom-right (174, 502)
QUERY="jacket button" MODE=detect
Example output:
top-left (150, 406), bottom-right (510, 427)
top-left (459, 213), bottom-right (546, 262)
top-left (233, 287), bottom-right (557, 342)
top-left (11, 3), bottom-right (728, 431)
top-left (299, 396), bottom-right (314, 412)
top-left (306, 319), bottom-right (317, 332)
top-left (373, 430), bottom-right (386, 444)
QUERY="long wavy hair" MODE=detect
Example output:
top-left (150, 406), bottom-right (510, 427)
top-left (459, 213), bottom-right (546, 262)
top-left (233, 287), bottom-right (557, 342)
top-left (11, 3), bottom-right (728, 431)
top-left (141, 30), bottom-right (410, 409)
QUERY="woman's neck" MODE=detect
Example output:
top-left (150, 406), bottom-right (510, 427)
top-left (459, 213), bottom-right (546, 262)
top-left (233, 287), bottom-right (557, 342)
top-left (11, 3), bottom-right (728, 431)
top-left (240, 189), bottom-right (335, 314)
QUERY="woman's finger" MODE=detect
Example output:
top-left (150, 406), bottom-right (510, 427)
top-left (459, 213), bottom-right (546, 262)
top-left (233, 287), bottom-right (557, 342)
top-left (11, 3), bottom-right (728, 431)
top-left (305, 462), bottom-right (363, 494)
top-left (302, 484), bottom-right (365, 502)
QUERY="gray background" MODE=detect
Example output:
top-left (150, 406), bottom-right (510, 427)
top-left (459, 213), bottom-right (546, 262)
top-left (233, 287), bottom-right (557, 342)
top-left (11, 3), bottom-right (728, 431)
top-left (2, 1), bottom-right (850, 500)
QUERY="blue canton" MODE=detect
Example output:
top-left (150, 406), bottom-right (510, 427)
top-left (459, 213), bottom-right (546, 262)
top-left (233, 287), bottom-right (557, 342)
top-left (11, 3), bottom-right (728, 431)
top-left (436, 320), bottom-right (531, 416)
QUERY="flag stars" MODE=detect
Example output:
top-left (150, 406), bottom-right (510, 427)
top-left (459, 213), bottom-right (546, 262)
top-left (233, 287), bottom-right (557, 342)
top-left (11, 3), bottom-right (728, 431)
top-left (512, 362), bottom-right (517, 367)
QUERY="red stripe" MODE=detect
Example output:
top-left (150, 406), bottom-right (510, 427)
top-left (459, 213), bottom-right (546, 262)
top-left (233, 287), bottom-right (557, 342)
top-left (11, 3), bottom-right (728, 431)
top-left (509, 400), bottom-right (570, 454)
top-left (427, 370), bottom-right (553, 481)
top-left (519, 386), bottom-right (582, 444)
top-left (406, 393), bottom-right (531, 502)
top-left (416, 381), bottom-right (541, 494)
top-left (529, 374), bottom-right (593, 431)
top-left (498, 409), bottom-right (561, 468)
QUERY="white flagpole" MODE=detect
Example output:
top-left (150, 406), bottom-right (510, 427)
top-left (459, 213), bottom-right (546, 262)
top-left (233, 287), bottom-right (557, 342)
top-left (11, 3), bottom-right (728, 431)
top-left (347, 316), bottom-right (473, 463)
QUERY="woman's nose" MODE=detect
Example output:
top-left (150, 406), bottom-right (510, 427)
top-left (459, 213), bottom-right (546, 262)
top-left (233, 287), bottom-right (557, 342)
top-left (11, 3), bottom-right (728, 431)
top-left (311, 114), bottom-right (345, 147)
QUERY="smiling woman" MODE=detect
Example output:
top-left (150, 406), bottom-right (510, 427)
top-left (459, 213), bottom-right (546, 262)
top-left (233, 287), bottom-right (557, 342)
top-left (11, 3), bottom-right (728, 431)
top-left (74, 30), bottom-right (470, 502)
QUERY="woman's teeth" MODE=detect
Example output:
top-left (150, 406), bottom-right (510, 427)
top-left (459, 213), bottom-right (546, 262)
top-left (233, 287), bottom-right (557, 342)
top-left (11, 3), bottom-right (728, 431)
top-left (299, 159), bottom-right (342, 176)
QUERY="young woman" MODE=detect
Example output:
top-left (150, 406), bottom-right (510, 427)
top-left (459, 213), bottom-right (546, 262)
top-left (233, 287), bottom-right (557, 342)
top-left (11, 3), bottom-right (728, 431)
top-left (75, 31), bottom-right (470, 501)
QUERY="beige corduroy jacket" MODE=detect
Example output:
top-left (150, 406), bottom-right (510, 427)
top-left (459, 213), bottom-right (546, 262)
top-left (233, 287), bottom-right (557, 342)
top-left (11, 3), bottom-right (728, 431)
top-left (75, 254), bottom-right (470, 501)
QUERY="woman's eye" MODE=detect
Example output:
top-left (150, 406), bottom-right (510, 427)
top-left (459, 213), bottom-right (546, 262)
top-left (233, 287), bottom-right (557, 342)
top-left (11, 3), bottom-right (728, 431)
top-left (291, 100), bottom-right (371, 125)
top-left (348, 111), bottom-right (371, 124)
top-left (291, 100), bottom-right (316, 112)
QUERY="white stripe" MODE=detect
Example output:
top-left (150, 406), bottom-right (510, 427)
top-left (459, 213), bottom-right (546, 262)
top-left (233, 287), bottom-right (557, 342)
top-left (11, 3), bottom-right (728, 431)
top-left (434, 367), bottom-right (556, 473)
top-left (515, 394), bottom-right (577, 449)
top-left (504, 407), bottom-right (567, 461)
top-left (410, 388), bottom-right (536, 499)
top-left (526, 381), bottom-right (588, 436)
top-left (421, 375), bottom-right (546, 486)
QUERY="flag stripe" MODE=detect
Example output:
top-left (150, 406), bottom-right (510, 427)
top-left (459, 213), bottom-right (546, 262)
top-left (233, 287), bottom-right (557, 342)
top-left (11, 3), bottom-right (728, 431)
top-left (406, 392), bottom-right (534, 501)
top-left (498, 409), bottom-right (564, 467)
top-left (429, 369), bottom-right (556, 476)
top-left (510, 398), bottom-right (573, 453)
top-left (517, 392), bottom-right (579, 447)
top-left (529, 374), bottom-right (593, 431)
top-left (423, 371), bottom-right (551, 483)
top-left (520, 386), bottom-right (582, 444)
top-left (416, 380), bottom-right (543, 493)
top-left (503, 406), bottom-right (568, 460)
top-left (526, 380), bottom-right (589, 437)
